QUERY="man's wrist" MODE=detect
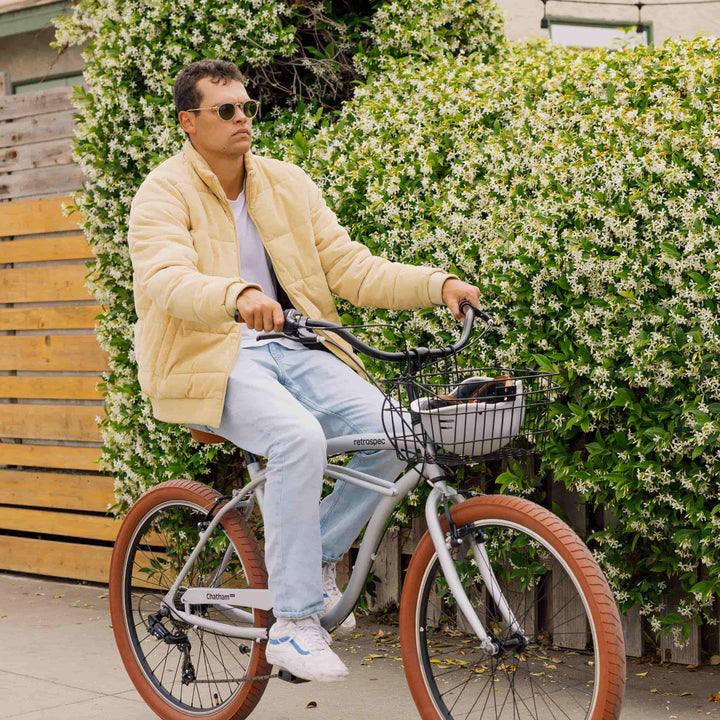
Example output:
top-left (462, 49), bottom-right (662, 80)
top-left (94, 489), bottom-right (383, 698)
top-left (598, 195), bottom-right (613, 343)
top-left (439, 274), bottom-right (460, 304)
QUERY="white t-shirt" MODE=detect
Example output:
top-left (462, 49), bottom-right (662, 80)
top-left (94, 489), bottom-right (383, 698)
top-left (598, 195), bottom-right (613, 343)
top-left (229, 185), bottom-right (301, 351)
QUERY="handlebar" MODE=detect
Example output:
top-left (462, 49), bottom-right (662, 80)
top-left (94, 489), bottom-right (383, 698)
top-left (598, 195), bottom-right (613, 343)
top-left (256, 301), bottom-right (493, 364)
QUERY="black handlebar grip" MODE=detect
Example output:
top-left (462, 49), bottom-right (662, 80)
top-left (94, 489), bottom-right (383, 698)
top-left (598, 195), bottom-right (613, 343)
top-left (459, 300), bottom-right (493, 325)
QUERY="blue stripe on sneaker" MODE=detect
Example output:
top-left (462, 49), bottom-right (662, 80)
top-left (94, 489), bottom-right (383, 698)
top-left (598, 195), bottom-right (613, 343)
top-left (269, 636), bottom-right (290, 645)
top-left (290, 639), bottom-right (310, 655)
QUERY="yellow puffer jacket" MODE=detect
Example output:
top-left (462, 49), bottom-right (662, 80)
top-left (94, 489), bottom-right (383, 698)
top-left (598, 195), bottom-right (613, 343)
top-left (128, 139), bottom-right (455, 428)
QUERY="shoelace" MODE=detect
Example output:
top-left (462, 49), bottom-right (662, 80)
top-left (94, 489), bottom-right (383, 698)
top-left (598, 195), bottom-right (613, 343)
top-left (294, 618), bottom-right (333, 650)
top-left (322, 563), bottom-right (342, 600)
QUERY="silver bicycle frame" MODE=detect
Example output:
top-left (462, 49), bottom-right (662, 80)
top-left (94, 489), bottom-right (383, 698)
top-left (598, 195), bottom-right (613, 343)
top-left (157, 431), bottom-right (521, 651)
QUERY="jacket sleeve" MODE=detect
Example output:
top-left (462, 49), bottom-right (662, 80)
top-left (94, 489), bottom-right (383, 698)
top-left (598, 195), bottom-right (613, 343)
top-left (306, 173), bottom-right (457, 309)
top-left (128, 173), bottom-right (261, 325)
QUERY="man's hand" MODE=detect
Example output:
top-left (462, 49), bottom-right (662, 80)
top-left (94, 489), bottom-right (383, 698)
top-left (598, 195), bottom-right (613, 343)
top-left (236, 288), bottom-right (284, 332)
top-left (442, 278), bottom-right (481, 320)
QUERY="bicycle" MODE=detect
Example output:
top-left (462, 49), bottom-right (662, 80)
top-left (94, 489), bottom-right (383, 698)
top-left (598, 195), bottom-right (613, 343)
top-left (108, 302), bottom-right (626, 720)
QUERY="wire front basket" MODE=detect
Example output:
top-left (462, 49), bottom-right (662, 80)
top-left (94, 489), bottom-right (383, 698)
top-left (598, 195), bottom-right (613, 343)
top-left (380, 360), bottom-right (559, 466)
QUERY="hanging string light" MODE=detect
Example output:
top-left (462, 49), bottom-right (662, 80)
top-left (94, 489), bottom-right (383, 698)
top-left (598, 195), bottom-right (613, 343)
top-left (636, 1), bottom-right (644, 33)
top-left (541, 0), bottom-right (550, 28)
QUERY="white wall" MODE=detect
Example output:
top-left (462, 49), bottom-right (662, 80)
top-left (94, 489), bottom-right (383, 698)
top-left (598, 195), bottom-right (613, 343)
top-left (494, 0), bottom-right (720, 45)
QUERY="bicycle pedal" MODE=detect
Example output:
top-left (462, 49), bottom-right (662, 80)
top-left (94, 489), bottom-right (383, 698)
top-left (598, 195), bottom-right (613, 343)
top-left (277, 669), bottom-right (310, 684)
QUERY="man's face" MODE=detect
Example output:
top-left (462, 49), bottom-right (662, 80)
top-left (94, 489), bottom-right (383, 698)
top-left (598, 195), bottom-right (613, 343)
top-left (179, 77), bottom-right (253, 156)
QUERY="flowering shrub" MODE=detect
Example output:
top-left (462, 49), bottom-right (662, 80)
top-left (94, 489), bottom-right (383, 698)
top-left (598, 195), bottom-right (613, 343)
top-left (281, 37), bottom-right (720, 636)
top-left (353, 0), bottom-right (504, 74)
top-left (50, 0), bottom-right (503, 510)
top-left (53, 0), bottom-right (720, 636)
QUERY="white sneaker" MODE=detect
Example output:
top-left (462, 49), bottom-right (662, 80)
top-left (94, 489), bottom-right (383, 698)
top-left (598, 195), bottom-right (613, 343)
top-left (266, 615), bottom-right (349, 682)
top-left (322, 561), bottom-right (357, 638)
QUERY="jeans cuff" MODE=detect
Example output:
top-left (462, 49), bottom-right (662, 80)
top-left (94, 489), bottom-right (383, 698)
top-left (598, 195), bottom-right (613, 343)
top-left (272, 601), bottom-right (325, 620)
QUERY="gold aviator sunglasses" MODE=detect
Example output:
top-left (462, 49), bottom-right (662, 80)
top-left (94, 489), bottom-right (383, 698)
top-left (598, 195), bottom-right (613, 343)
top-left (187, 99), bottom-right (260, 121)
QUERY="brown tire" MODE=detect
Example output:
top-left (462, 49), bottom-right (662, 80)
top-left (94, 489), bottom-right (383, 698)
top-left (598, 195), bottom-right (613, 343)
top-left (109, 480), bottom-right (271, 720)
top-left (399, 494), bottom-right (626, 720)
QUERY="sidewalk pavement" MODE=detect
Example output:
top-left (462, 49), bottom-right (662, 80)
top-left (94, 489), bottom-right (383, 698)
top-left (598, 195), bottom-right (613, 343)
top-left (1, 573), bottom-right (720, 720)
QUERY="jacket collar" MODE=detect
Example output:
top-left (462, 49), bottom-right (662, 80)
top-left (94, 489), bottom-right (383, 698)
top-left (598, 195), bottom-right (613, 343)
top-left (182, 138), bottom-right (258, 206)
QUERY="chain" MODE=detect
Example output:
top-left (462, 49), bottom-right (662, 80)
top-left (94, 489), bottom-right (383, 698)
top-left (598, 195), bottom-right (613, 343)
top-left (191, 672), bottom-right (279, 684)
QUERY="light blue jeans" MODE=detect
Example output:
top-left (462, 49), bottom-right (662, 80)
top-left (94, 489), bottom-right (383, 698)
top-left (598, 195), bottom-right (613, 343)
top-left (188, 342), bottom-right (407, 618)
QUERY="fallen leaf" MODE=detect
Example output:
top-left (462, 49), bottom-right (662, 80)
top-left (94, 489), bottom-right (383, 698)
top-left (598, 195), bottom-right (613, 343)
top-left (305, 701), bottom-right (317, 709)
top-left (709, 692), bottom-right (720, 702)
top-left (635, 672), bottom-right (648, 677)
top-left (680, 692), bottom-right (693, 697)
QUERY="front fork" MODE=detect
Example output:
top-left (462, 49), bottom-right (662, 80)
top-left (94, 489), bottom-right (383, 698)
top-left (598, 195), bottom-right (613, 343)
top-left (425, 482), bottom-right (526, 656)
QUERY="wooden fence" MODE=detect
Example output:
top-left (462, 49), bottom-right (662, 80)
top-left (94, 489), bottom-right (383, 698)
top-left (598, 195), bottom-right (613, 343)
top-left (0, 71), bottom-right (117, 583)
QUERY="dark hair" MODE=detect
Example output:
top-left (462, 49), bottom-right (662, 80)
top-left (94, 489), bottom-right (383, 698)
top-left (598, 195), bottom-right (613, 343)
top-left (174, 59), bottom-right (246, 135)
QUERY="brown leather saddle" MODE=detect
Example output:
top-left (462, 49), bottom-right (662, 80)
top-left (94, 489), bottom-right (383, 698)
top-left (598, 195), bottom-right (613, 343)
top-left (188, 427), bottom-right (227, 444)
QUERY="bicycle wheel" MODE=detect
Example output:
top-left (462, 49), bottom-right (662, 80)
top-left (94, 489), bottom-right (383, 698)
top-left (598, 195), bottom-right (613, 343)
top-left (400, 494), bottom-right (625, 720)
top-left (109, 480), bottom-right (271, 720)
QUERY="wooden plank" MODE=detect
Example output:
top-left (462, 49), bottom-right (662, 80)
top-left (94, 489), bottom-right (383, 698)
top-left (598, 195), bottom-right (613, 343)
top-left (548, 480), bottom-right (588, 649)
top-left (0, 506), bottom-right (119, 542)
top-left (402, 514), bottom-right (427, 555)
top-left (0, 109), bottom-right (76, 149)
top-left (0, 404), bottom-right (103, 441)
top-left (548, 558), bottom-right (589, 650)
top-left (0, 164), bottom-right (84, 201)
top-left (0, 195), bottom-right (81, 236)
top-left (508, 577), bottom-right (538, 638)
top-left (0, 336), bottom-right (108, 371)
top-left (0, 86), bottom-right (74, 123)
top-left (0, 376), bottom-right (102, 400)
top-left (0, 468), bottom-right (113, 512)
top-left (426, 584), bottom-right (442, 627)
top-left (0, 534), bottom-right (112, 583)
top-left (0, 72), bottom-right (9, 97)
top-left (621, 603), bottom-right (644, 658)
top-left (0, 234), bottom-right (92, 263)
top-left (0, 264), bottom-right (92, 303)
top-left (552, 481), bottom-right (586, 534)
top-left (0, 305), bottom-right (102, 331)
top-left (368, 528), bottom-right (401, 612)
top-left (0, 138), bottom-right (74, 173)
top-left (0, 443), bottom-right (101, 471)
top-left (659, 583), bottom-right (701, 665)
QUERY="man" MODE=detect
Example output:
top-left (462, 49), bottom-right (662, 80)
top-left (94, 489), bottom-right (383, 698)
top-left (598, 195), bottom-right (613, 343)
top-left (128, 58), bottom-right (480, 683)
